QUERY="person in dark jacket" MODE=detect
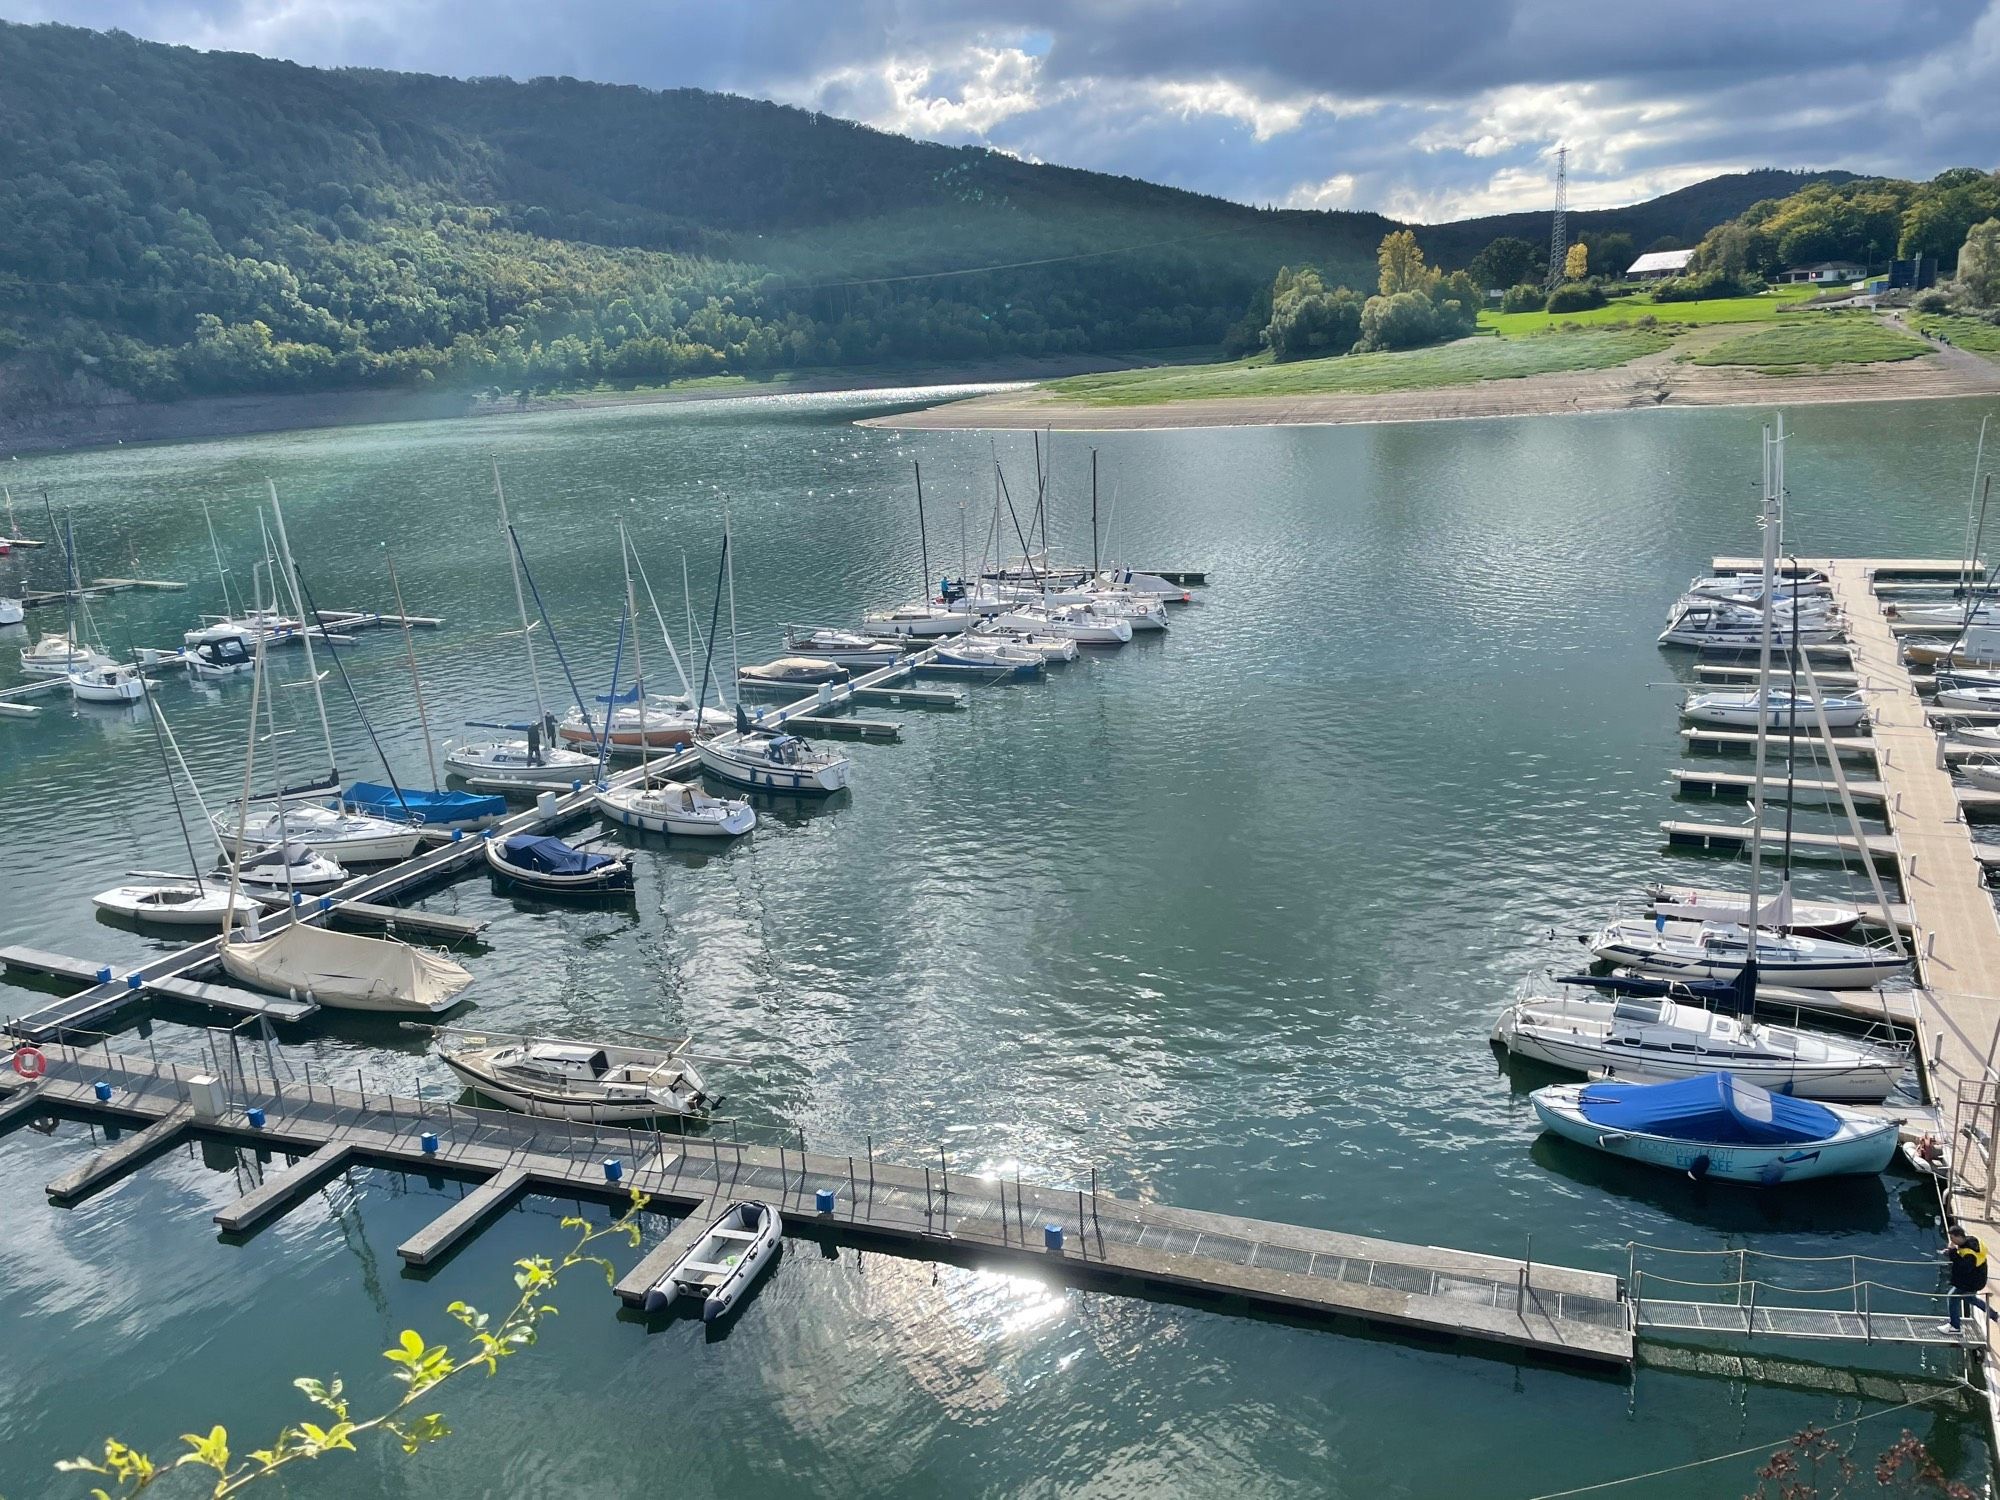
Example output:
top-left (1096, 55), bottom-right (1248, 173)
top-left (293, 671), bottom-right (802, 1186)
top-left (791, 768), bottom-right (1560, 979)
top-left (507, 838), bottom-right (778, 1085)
top-left (1942, 1225), bottom-right (1995, 1334)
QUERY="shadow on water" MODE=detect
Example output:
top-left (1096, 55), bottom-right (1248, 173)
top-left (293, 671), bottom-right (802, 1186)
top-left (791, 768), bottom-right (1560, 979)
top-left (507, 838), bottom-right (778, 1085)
top-left (1529, 1133), bottom-right (1895, 1234)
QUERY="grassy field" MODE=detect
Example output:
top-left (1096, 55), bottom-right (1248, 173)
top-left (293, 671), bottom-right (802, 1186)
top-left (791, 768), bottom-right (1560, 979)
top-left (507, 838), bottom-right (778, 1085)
top-left (1689, 319), bottom-right (1932, 370)
top-left (1480, 283), bottom-right (1823, 336)
top-left (1041, 329), bottom-right (1672, 406)
top-left (1913, 313), bottom-right (2000, 357)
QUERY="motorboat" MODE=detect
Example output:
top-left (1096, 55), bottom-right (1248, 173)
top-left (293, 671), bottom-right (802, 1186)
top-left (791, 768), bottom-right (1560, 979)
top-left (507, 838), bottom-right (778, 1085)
top-left (1936, 667), bottom-right (2000, 690)
top-left (1957, 758), bottom-right (2000, 793)
top-left (68, 662), bottom-right (155, 703)
top-left (0, 597), bottom-right (21, 628)
top-left (1886, 600), bottom-right (2000, 628)
top-left (219, 920), bottom-right (472, 1014)
top-left (995, 605), bottom-right (1131, 645)
top-left (19, 631), bottom-right (111, 676)
top-left (1686, 570), bottom-right (1829, 604)
top-left (1643, 883), bottom-right (1862, 939)
top-left (1657, 601), bottom-right (1841, 650)
top-left (695, 730), bottom-right (851, 794)
top-left (782, 628), bottom-right (909, 670)
top-left (213, 803), bottom-right (424, 864)
top-left (1093, 567), bottom-right (1194, 603)
top-left (443, 733), bottom-right (598, 787)
top-left (594, 779), bottom-right (756, 837)
top-left (925, 642), bottom-right (1043, 679)
top-left (184, 608), bottom-right (301, 648)
top-left (1530, 1073), bottom-right (1899, 1184)
top-left (641, 1200), bottom-right (782, 1322)
top-left (436, 1030), bottom-right (714, 1121)
top-left (91, 881), bottom-right (275, 928)
top-left (1907, 624), bottom-right (2000, 669)
top-left (738, 656), bottom-right (850, 689)
top-left (1590, 918), bottom-right (1908, 989)
top-left (483, 832), bottom-right (633, 894)
top-left (1954, 724), bottom-right (2000, 750)
top-left (185, 632), bottom-right (256, 678)
top-left (230, 840), bottom-right (349, 896)
top-left (1680, 689), bottom-right (1866, 730)
top-left (1493, 978), bottom-right (1908, 1101)
top-left (972, 623), bottom-right (1080, 662)
top-left (342, 782), bottom-right (507, 831)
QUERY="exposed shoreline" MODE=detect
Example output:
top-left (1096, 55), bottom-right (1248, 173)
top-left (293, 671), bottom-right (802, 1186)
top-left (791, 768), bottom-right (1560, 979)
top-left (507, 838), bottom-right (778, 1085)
top-left (861, 329), bottom-right (2000, 433)
top-left (0, 353), bottom-right (1141, 457)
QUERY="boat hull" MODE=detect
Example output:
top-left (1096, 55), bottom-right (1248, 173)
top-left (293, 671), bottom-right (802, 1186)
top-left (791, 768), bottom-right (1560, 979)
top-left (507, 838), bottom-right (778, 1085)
top-left (642, 1200), bottom-right (783, 1322)
top-left (593, 788), bottom-right (755, 838)
top-left (440, 1058), bottom-right (689, 1120)
top-left (695, 741), bottom-right (849, 795)
top-left (482, 839), bottom-right (633, 894)
top-left (1531, 1087), bottom-right (1897, 1183)
top-left (1495, 1017), bottom-right (1903, 1101)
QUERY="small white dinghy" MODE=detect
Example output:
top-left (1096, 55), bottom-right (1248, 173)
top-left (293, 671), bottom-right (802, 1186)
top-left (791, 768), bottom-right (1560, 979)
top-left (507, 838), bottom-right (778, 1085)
top-left (69, 662), bottom-right (156, 703)
top-left (1901, 1132), bottom-right (1952, 1181)
top-left (642, 1199), bottom-right (782, 1322)
top-left (0, 596), bottom-right (22, 628)
top-left (594, 779), bottom-right (756, 837)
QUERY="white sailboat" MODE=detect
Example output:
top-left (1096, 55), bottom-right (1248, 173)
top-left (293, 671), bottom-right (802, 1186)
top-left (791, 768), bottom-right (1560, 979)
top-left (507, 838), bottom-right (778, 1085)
top-left (69, 661), bottom-right (155, 703)
top-left (1680, 688), bottom-right (1866, 729)
top-left (19, 631), bottom-right (110, 675)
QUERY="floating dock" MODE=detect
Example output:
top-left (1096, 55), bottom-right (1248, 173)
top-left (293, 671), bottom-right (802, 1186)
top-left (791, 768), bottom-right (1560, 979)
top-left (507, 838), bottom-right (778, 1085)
top-left (0, 1044), bottom-right (1631, 1366)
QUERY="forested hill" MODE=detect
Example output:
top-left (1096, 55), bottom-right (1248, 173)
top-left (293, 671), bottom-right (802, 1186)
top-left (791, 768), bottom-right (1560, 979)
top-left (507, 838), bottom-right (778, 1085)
top-left (0, 20), bottom-right (1845, 408)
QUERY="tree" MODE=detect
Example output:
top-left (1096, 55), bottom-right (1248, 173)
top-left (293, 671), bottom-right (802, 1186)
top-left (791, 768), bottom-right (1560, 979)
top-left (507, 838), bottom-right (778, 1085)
top-left (1901, 168), bottom-right (2000, 261)
top-left (1377, 229), bottom-right (1436, 298)
top-left (1262, 266), bottom-right (1365, 360)
top-left (1958, 218), bottom-right (2000, 307)
top-left (1356, 290), bottom-right (1438, 351)
top-left (1563, 242), bottom-right (1589, 280)
top-left (1585, 232), bottom-right (1634, 279)
top-left (1469, 235), bottom-right (1539, 291)
top-left (54, 1196), bottom-right (647, 1496)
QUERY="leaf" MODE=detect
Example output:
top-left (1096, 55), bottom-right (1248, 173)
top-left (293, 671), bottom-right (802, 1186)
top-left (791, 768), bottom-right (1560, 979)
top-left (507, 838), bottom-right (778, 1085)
top-left (178, 1426), bottom-right (230, 1475)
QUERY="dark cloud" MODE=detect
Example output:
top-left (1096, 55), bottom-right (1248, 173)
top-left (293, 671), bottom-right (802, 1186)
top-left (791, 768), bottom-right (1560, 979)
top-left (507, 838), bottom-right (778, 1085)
top-left (4, 0), bottom-right (1995, 217)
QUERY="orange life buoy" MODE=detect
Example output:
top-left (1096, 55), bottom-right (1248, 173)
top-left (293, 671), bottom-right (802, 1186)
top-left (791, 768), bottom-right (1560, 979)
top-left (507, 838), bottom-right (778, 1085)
top-left (12, 1045), bottom-right (47, 1079)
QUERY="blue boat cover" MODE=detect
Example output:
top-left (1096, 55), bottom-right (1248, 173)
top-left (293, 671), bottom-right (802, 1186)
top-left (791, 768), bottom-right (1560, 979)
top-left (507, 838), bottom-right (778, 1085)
top-left (500, 834), bottom-right (619, 876)
top-left (1575, 1073), bottom-right (1842, 1146)
top-left (345, 783), bottom-right (507, 825)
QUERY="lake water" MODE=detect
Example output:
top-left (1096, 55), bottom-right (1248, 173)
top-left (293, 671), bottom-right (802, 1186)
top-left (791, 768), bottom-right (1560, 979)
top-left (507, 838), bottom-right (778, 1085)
top-left (0, 390), bottom-right (1995, 1497)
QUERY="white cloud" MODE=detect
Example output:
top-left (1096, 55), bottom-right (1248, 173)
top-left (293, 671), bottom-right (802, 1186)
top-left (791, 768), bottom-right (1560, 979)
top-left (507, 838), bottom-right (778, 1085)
top-left (1283, 172), bottom-right (1358, 210)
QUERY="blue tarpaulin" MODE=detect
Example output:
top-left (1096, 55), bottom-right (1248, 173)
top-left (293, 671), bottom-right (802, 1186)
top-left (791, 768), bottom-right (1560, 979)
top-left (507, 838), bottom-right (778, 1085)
top-left (500, 834), bottom-right (619, 876)
top-left (1575, 1073), bottom-right (1841, 1146)
top-left (344, 783), bottom-right (507, 826)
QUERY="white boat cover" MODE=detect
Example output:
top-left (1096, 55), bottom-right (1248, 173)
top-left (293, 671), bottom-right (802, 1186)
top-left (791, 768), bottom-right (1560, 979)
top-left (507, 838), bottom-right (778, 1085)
top-left (220, 924), bottom-right (472, 1009)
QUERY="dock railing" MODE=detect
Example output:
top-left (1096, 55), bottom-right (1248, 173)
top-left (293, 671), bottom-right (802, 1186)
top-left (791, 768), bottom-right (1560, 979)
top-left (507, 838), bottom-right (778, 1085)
top-left (1626, 1242), bottom-right (1966, 1346)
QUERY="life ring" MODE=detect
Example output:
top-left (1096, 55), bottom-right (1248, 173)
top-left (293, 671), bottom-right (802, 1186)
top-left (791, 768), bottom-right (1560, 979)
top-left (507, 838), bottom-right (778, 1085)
top-left (12, 1045), bottom-right (47, 1079)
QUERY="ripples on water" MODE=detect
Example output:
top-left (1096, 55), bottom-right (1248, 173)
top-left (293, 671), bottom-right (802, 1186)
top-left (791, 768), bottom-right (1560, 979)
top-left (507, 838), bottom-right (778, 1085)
top-left (0, 393), bottom-right (1995, 1495)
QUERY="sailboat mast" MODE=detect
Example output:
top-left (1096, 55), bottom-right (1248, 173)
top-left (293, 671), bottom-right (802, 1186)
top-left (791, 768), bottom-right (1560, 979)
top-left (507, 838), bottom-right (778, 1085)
top-left (386, 555), bottom-right (441, 791)
top-left (620, 519), bottom-right (651, 783)
top-left (723, 507), bottom-right (740, 705)
top-left (914, 461), bottom-right (932, 604)
top-left (1091, 448), bottom-right (1101, 577)
top-left (1743, 421), bottom-right (1781, 935)
top-left (201, 499), bottom-right (236, 621)
top-left (137, 663), bottom-right (206, 893)
top-left (221, 633), bottom-right (267, 946)
top-left (266, 480), bottom-right (338, 785)
top-left (493, 460), bottom-right (549, 725)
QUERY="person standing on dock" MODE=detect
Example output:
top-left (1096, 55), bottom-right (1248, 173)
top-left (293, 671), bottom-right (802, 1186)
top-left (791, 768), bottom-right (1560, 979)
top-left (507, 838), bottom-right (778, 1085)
top-left (1941, 1225), bottom-right (1995, 1335)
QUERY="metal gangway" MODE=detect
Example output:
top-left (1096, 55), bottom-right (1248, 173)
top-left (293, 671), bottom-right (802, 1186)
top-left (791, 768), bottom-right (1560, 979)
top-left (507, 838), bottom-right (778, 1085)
top-left (1628, 1243), bottom-right (1970, 1348)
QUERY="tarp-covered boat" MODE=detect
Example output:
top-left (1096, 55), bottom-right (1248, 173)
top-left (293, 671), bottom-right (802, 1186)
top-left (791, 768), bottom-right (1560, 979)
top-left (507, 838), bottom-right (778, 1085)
top-left (483, 832), bottom-right (633, 894)
top-left (1530, 1072), bottom-right (1898, 1183)
top-left (342, 782), bottom-right (507, 831)
top-left (219, 922), bottom-right (472, 1014)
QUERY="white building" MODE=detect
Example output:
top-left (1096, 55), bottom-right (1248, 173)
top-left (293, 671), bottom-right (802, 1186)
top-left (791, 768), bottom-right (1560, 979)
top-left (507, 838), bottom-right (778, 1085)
top-left (1626, 249), bottom-right (1696, 281)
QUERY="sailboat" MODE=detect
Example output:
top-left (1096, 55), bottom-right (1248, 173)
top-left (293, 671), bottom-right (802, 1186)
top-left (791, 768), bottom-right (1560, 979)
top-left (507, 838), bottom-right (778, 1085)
top-left (215, 634), bottom-right (472, 1014)
top-left (93, 688), bottom-right (276, 928)
top-left (595, 518), bottom-right (757, 836)
top-left (688, 523), bottom-right (851, 795)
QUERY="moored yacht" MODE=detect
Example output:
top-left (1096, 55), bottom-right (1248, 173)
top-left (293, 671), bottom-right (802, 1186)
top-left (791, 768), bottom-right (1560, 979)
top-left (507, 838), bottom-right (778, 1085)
top-left (1590, 918), bottom-right (1908, 989)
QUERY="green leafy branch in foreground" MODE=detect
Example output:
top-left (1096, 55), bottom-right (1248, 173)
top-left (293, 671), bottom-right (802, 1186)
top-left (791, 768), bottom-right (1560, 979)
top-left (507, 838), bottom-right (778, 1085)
top-left (54, 1189), bottom-right (649, 1498)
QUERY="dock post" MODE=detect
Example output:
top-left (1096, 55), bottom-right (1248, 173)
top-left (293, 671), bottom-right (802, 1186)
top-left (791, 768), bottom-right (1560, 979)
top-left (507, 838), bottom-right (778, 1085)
top-left (940, 1147), bottom-right (950, 1233)
top-left (797, 1127), bottom-right (807, 1196)
top-left (925, 1167), bottom-right (934, 1228)
top-left (1077, 1189), bottom-right (1087, 1259)
top-left (1851, 1255), bottom-right (1860, 1316)
top-left (1862, 1279), bottom-right (1871, 1341)
top-left (867, 1135), bottom-right (875, 1204)
top-left (847, 1157), bottom-right (856, 1218)
top-left (778, 1140), bottom-right (787, 1201)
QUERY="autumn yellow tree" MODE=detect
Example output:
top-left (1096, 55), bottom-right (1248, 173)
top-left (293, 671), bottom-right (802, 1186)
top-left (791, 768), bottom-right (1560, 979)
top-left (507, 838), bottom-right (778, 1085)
top-left (1377, 230), bottom-right (1438, 297)
top-left (1563, 242), bottom-right (1589, 280)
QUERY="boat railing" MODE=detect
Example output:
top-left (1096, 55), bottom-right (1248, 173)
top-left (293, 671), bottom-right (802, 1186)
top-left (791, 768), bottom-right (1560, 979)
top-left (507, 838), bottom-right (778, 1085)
top-left (1625, 1241), bottom-right (1960, 1336)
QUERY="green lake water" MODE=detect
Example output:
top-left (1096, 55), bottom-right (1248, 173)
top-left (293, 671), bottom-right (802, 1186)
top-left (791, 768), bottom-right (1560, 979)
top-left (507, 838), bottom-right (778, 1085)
top-left (0, 389), bottom-right (1995, 1496)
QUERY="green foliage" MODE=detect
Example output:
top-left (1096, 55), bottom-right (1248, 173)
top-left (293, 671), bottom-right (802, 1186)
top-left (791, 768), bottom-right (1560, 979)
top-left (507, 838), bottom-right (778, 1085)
top-left (1690, 318), bottom-right (1932, 369)
top-left (52, 1191), bottom-right (647, 1496)
top-left (1358, 290), bottom-right (1437, 351)
top-left (1469, 236), bottom-right (1539, 291)
top-left (1956, 219), bottom-right (2000, 308)
top-left (1545, 282), bottom-right (1607, 314)
top-left (1262, 266), bottom-right (1366, 360)
top-left (1584, 232), bottom-right (1636, 279)
top-left (1500, 282), bottom-right (1545, 313)
top-left (1377, 229), bottom-right (1436, 298)
top-left (1649, 270), bottom-right (1765, 303)
top-left (1690, 169), bottom-right (2000, 280)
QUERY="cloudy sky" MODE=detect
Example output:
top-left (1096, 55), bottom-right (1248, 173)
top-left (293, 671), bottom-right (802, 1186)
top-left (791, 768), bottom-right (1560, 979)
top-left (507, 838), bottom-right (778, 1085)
top-left (8, 1), bottom-right (1998, 220)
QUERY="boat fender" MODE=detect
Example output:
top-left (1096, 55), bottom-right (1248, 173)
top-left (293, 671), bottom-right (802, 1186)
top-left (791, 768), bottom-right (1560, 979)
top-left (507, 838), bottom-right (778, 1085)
top-left (12, 1045), bottom-right (47, 1079)
top-left (1758, 1161), bottom-right (1786, 1186)
top-left (1687, 1155), bottom-right (1711, 1182)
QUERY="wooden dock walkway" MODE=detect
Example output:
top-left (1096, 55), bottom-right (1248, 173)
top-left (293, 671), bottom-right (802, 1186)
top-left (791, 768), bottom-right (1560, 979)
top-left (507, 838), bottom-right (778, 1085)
top-left (0, 1043), bottom-right (1632, 1366)
top-left (214, 1142), bottom-right (356, 1233)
